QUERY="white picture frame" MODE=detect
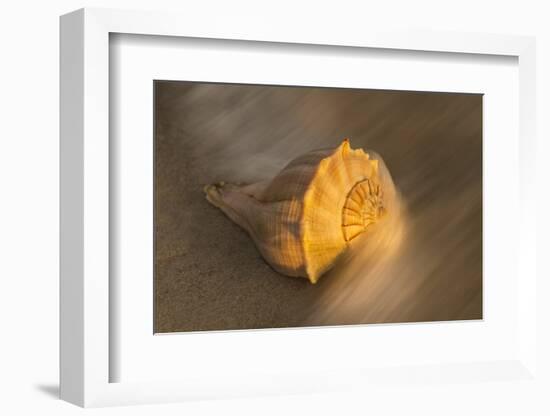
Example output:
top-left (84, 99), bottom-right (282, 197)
top-left (60, 7), bottom-right (538, 408)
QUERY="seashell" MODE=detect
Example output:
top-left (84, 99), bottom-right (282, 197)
top-left (204, 139), bottom-right (393, 284)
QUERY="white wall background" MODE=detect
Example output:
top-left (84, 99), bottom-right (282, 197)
top-left (1, 1), bottom-right (548, 415)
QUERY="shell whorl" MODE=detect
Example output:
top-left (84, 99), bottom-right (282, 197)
top-left (300, 139), bottom-right (385, 282)
top-left (342, 178), bottom-right (385, 242)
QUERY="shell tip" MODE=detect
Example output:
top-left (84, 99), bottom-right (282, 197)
top-left (204, 183), bottom-right (222, 207)
top-left (341, 138), bottom-right (351, 154)
top-left (305, 265), bottom-right (320, 284)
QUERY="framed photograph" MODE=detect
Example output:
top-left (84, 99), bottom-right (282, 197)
top-left (152, 81), bottom-right (482, 333)
top-left (60, 8), bottom-right (538, 407)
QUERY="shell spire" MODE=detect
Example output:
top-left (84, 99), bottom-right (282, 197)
top-left (204, 139), bottom-right (392, 283)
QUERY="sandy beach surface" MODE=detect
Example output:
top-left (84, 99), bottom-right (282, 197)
top-left (154, 81), bottom-right (482, 333)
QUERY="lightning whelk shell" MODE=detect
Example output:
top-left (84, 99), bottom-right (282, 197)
top-left (204, 139), bottom-right (392, 283)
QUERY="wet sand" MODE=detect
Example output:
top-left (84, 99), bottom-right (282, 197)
top-left (154, 81), bottom-right (482, 333)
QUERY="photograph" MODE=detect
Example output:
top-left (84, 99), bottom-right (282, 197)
top-left (154, 81), bottom-right (483, 333)
top-left (5, 1), bottom-right (543, 413)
